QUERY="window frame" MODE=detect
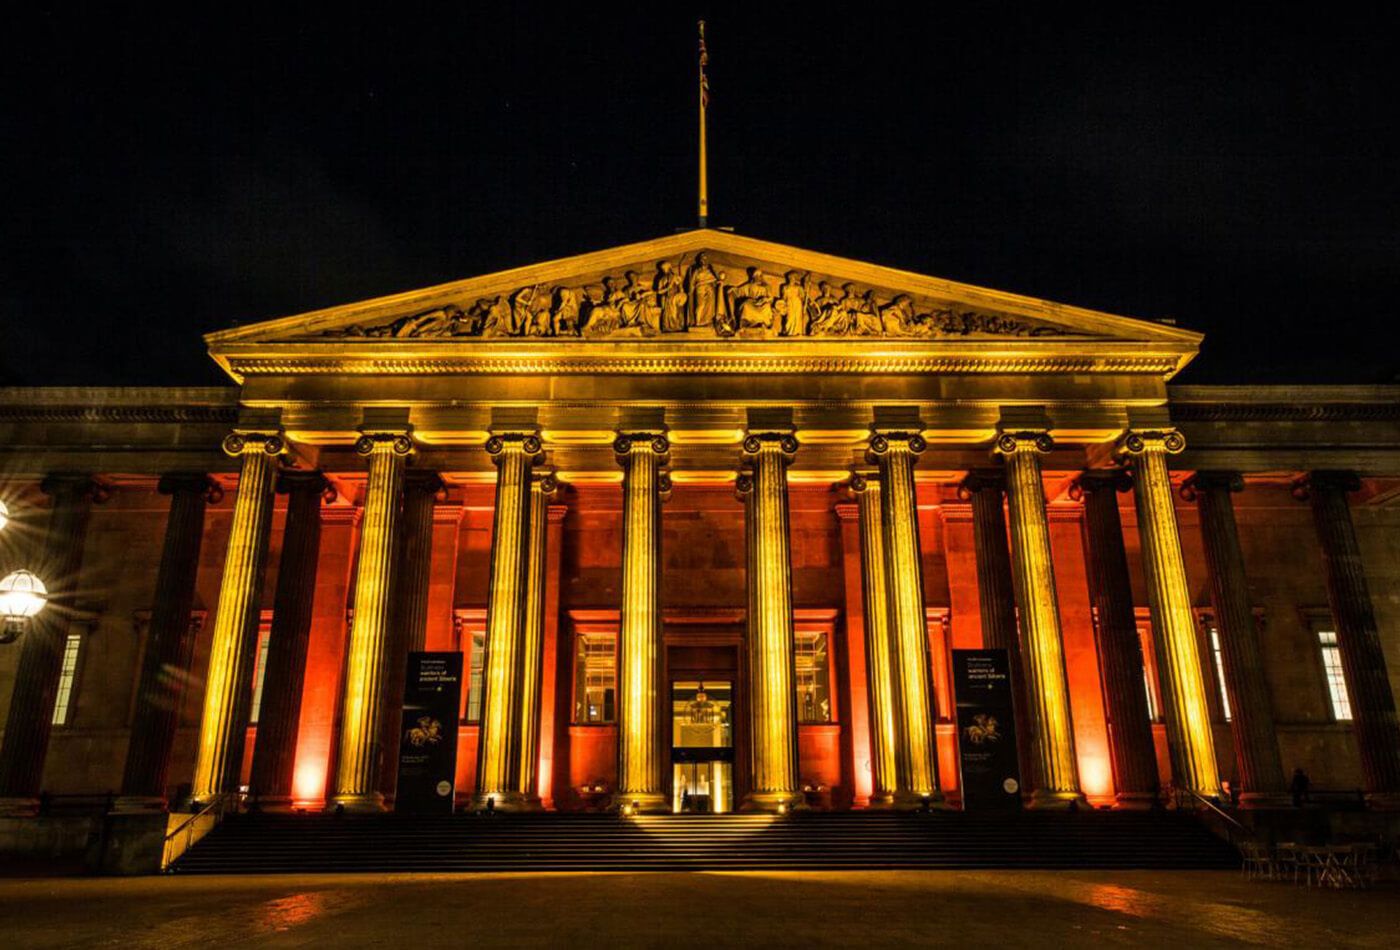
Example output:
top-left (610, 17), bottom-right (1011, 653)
top-left (452, 608), bottom-right (488, 724)
top-left (1306, 609), bottom-right (1353, 722)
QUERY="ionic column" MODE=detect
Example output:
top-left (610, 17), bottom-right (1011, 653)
top-left (1296, 471), bottom-right (1400, 805)
top-left (994, 430), bottom-right (1084, 807)
top-left (959, 469), bottom-right (1035, 797)
top-left (614, 434), bottom-right (669, 812)
top-left (1183, 472), bottom-right (1288, 806)
top-left (1073, 470), bottom-right (1159, 806)
top-left (377, 470), bottom-right (442, 802)
top-left (248, 472), bottom-right (330, 807)
top-left (191, 432), bottom-right (284, 803)
top-left (869, 432), bottom-right (943, 806)
top-left (118, 475), bottom-right (219, 811)
top-left (0, 476), bottom-right (104, 814)
top-left (473, 433), bottom-right (542, 810)
top-left (737, 432), bottom-right (803, 812)
top-left (1119, 430), bottom-right (1221, 799)
top-left (515, 471), bottom-right (559, 805)
top-left (332, 431), bottom-right (413, 812)
top-left (847, 472), bottom-right (898, 806)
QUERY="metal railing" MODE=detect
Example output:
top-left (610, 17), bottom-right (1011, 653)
top-left (1173, 786), bottom-right (1250, 845)
top-left (162, 791), bottom-right (244, 870)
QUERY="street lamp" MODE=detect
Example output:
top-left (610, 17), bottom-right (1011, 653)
top-left (0, 569), bottom-right (48, 644)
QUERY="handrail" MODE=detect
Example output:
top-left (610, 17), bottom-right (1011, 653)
top-left (1175, 787), bottom-right (1249, 839)
top-left (162, 791), bottom-right (244, 869)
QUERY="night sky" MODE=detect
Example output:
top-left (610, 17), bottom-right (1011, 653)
top-left (3, 6), bottom-right (1397, 387)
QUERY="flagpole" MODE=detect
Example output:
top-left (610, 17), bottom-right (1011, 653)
top-left (697, 19), bottom-right (709, 229)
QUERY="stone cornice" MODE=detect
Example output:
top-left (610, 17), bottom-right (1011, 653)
top-left (1168, 385), bottom-right (1400, 422)
top-left (0, 387), bottom-right (239, 423)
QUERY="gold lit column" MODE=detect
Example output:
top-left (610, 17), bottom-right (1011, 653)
top-left (473, 433), bottom-right (542, 810)
top-left (515, 470), bottom-right (559, 806)
top-left (847, 472), bottom-right (899, 805)
top-left (994, 430), bottom-right (1084, 808)
top-left (333, 430), bottom-right (413, 811)
top-left (1120, 429), bottom-right (1222, 799)
top-left (190, 431), bottom-right (284, 802)
top-left (615, 434), bottom-right (670, 812)
top-left (737, 432), bottom-right (804, 812)
top-left (869, 433), bottom-right (944, 806)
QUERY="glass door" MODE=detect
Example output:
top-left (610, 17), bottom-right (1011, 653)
top-left (670, 680), bottom-right (733, 813)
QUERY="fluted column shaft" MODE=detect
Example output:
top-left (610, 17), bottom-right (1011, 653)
top-left (473, 434), bottom-right (540, 809)
top-left (1076, 471), bottom-right (1159, 805)
top-left (615, 434), bottom-right (668, 811)
top-left (248, 472), bottom-right (328, 806)
top-left (0, 476), bottom-right (102, 811)
top-left (377, 471), bottom-right (442, 802)
top-left (995, 431), bottom-right (1084, 807)
top-left (738, 432), bottom-right (803, 811)
top-left (1186, 472), bottom-right (1287, 805)
top-left (1120, 430), bottom-right (1221, 798)
top-left (961, 470), bottom-right (1035, 796)
top-left (515, 471), bottom-right (558, 803)
top-left (333, 432), bottom-right (412, 811)
top-left (119, 475), bottom-right (217, 808)
top-left (870, 433), bottom-right (942, 804)
top-left (1301, 471), bottom-right (1400, 803)
top-left (851, 474), bottom-right (898, 804)
top-left (191, 433), bottom-right (283, 802)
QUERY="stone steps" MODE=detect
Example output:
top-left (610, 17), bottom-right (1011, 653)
top-left (169, 810), bottom-right (1238, 874)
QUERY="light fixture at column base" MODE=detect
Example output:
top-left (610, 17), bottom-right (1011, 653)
top-left (1027, 789), bottom-right (1087, 810)
top-left (891, 789), bottom-right (951, 811)
top-left (614, 791), bottom-right (668, 814)
top-left (740, 790), bottom-right (805, 814)
top-left (470, 790), bottom-right (532, 813)
top-left (329, 792), bottom-right (386, 814)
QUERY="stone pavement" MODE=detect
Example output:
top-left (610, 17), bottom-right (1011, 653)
top-left (0, 869), bottom-right (1397, 948)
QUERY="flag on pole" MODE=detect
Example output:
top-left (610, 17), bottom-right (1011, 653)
top-left (699, 20), bottom-right (710, 109)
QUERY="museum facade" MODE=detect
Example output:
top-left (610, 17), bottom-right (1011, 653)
top-left (1, 229), bottom-right (1398, 819)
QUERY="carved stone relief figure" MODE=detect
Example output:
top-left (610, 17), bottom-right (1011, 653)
top-left (879, 294), bottom-right (924, 336)
top-left (656, 260), bottom-right (687, 332)
top-left (809, 282), bottom-right (849, 336)
top-left (730, 267), bottom-right (776, 334)
top-left (686, 252), bottom-right (723, 330)
top-left (551, 286), bottom-right (581, 335)
top-left (480, 296), bottom-right (513, 337)
top-left (848, 287), bottom-right (883, 336)
top-left (777, 270), bottom-right (807, 337)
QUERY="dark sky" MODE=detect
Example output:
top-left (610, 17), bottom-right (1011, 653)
top-left (3, 5), bottom-right (1397, 387)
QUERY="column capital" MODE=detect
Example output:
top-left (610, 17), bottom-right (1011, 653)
top-left (839, 468), bottom-right (880, 501)
top-left (993, 429), bottom-right (1054, 456)
top-left (275, 470), bottom-right (333, 501)
top-left (613, 432), bottom-right (670, 460)
top-left (1291, 469), bottom-right (1361, 501)
top-left (355, 430), bottom-right (414, 459)
top-left (1180, 470), bottom-right (1243, 501)
top-left (39, 473), bottom-right (111, 505)
top-left (158, 473), bottom-right (222, 503)
top-left (401, 469), bottom-right (446, 498)
top-left (867, 431), bottom-right (926, 462)
top-left (1069, 468), bottom-right (1133, 501)
top-left (221, 429), bottom-right (286, 459)
top-left (741, 430), bottom-right (799, 459)
top-left (957, 467), bottom-right (1006, 499)
top-left (532, 469), bottom-right (561, 499)
top-left (1116, 428), bottom-right (1185, 458)
top-left (485, 431), bottom-right (544, 463)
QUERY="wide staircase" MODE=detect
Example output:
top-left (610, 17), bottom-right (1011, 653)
top-left (169, 810), bottom-right (1237, 874)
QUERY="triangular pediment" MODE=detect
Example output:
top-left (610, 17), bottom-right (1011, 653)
top-left (206, 229), bottom-right (1200, 380)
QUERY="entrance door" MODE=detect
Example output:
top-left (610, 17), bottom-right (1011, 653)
top-left (670, 680), bottom-right (734, 813)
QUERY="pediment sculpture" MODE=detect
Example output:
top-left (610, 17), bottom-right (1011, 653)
top-left (314, 254), bottom-right (1078, 342)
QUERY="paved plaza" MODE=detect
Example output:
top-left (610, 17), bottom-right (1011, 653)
top-left (0, 869), bottom-right (1397, 947)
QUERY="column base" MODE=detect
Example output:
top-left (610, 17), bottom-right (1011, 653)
top-left (110, 795), bottom-right (169, 814)
top-left (614, 791), bottom-right (669, 815)
top-left (470, 790), bottom-right (533, 813)
top-left (329, 792), bottom-right (386, 814)
top-left (863, 792), bottom-right (899, 809)
top-left (1236, 791), bottom-right (1292, 810)
top-left (1112, 791), bottom-right (1160, 811)
top-left (740, 790), bottom-right (806, 814)
top-left (1027, 788), bottom-right (1088, 811)
top-left (0, 797), bottom-right (39, 818)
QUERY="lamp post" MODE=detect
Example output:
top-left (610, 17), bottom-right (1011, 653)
top-left (0, 570), bottom-right (48, 644)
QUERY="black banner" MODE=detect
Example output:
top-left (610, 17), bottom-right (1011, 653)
top-left (952, 649), bottom-right (1022, 811)
top-left (395, 651), bottom-right (463, 814)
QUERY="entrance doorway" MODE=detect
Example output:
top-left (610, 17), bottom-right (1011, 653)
top-left (670, 680), bottom-right (734, 813)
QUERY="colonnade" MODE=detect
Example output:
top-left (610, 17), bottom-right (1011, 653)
top-left (2, 422), bottom-right (1398, 816)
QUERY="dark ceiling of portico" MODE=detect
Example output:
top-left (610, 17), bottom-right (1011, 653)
top-left (2, 6), bottom-right (1396, 387)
